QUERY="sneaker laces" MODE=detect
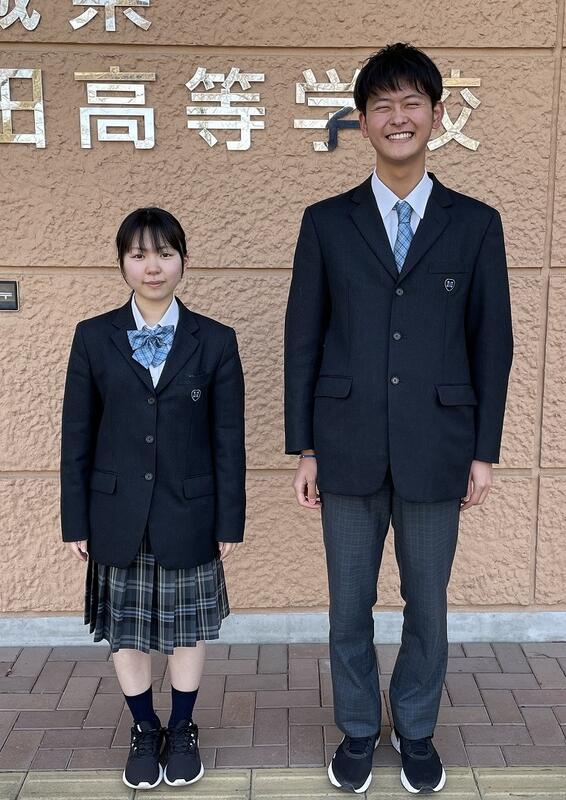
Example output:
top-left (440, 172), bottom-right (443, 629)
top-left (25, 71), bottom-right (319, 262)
top-left (345, 735), bottom-right (374, 757)
top-left (169, 720), bottom-right (198, 754)
top-left (131, 725), bottom-right (161, 757)
top-left (405, 736), bottom-right (434, 760)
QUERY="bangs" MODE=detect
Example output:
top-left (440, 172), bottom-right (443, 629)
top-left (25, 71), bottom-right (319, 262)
top-left (368, 68), bottom-right (434, 101)
top-left (116, 207), bottom-right (187, 268)
top-left (354, 43), bottom-right (443, 112)
top-left (127, 223), bottom-right (170, 253)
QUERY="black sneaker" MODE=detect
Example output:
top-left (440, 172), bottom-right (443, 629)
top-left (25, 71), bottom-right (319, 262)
top-left (122, 721), bottom-right (164, 790)
top-left (391, 728), bottom-right (446, 794)
top-left (163, 719), bottom-right (204, 787)
top-left (327, 734), bottom-right (379, 793)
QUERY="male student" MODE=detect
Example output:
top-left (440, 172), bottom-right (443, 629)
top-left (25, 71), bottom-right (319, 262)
top-left (284, 43), bottom-right (513, 794)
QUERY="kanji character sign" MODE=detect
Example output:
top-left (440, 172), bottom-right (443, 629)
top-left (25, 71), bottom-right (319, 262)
top-left (70, 0), bottom-right (151, 32)
top-left (0, 0), bottom-right (40, 30)
top-left (74, 65), bottom-right (155, 149)
top-left (428, 69), bottom-right (482, 151)
top-left (186, 66), bottom-right (265, 151)
top-left (294, 68), bottom-right (360, 151)
top-left (0, 68), bottom-right (45, 147)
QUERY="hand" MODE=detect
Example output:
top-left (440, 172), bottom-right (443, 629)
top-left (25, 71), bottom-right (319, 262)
top-left (293, 452), bottom-right (321, 509)
top-left (69, 540), bottom-right (88, 562)
top-left (218, 542), bottom-right (238, 561)
top-left (461, 460), bottom-right (493, 511)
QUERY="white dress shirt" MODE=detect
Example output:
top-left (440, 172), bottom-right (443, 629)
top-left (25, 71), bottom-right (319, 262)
top-left (371, 170), bottom-right (433, 250)
top-left (131, 295), bottom-right (179, 387)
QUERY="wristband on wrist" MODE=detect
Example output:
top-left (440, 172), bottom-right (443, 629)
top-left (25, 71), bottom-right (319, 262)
top-left (299, 454), bottom-right (317, 459)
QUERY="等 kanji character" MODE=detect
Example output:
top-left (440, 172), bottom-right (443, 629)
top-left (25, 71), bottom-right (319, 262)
top-left (186, 66), bottom-right (265, 151)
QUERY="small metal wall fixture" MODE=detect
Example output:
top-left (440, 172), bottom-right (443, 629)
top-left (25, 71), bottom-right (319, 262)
top-left (0, 281), bottom-right (19, 311)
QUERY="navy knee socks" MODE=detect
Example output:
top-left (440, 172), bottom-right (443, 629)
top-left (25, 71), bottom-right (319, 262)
top-left (168, 686), bottom-right (199, 728)
top-left (124, 685), bottom-right (160, 729)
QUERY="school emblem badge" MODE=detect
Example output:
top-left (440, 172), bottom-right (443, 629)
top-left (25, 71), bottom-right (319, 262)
top-left (444, 278), bottom-right (456, 292)
top-left (191, 389), bottom-right (201, 402)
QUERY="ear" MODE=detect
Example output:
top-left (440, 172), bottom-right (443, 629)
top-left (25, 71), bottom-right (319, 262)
top-left (432, 100), bottom-right (444, 131)
top-left (120, 270), bottom-right (132, 288)
top-left (359, 110), bottom-right (369, 138)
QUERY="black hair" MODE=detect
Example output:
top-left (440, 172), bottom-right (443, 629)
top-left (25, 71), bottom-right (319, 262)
top-left (354, 43), bottom-right (443, 113)
top-left (116, 207), bottom-right (188, 272)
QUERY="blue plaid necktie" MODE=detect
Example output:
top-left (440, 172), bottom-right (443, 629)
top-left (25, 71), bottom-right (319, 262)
top-left (393, 200), bottom-right (414, 272)
top-left (127, 324), bottom-right (175, 369)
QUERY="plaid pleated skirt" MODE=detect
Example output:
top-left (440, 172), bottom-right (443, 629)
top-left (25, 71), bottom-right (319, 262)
top-left (84, 535), bottom-right (229, 654)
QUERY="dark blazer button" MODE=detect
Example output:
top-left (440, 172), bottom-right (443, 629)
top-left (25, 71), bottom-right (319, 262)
top-left (395, 287), bottom-right (404, 296)
top-left (147, 397), bottom-right (156, 405)
top-left (145, 435), bottom-right (154, 443)
top-left (393, 332), bottom-right (402, 341)
top-left (144, 472), bottom-right (153, 480)
top-left (390, 376), bottom-right (400, 385)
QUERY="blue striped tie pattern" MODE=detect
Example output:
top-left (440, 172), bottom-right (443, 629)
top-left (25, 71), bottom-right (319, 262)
top-left (127, 324), bottom-right (175, 369)
top-left (393, 200), bottom-right (414, 272)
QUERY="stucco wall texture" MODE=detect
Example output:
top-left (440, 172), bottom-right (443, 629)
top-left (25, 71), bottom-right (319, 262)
top-left (1, 1), bottom-right (565, 616)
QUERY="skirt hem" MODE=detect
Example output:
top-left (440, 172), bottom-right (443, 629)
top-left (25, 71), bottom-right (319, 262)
top-left (89, 614), bottom-right (228, 655)
top-left (84, 535), bottom-right (230, 655)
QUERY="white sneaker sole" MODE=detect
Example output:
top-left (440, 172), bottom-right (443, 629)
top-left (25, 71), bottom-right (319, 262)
top-left (164, 761), bottom-right (205, 786)
top-left (327, 735), bottom-right (380, 794)
top-left (390, 729), bottom-right (446, 794)
top-left (122, 762), bottom-right (163, 790)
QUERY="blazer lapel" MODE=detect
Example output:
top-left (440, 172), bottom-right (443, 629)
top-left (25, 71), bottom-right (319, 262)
top-left (397, 173), bottom-right (452, 283)
top-left (110, 299), bottom-right (155, 394)
top-left (155, 300), bottom-right (200, 394)
top-left (349, 176), bottom-right (398, 282)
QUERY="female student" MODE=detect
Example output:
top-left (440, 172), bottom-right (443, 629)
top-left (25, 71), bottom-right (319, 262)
top-left (60, 207), bottom-right (246, 790)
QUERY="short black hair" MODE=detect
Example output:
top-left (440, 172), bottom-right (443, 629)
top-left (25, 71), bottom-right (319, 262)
top-left (116, 207), bottom-right (188, 272)
top-left (354, 43), bottom-right (443, 113)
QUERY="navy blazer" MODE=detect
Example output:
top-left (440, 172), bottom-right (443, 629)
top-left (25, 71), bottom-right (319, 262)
top-left (284, 173), bottom-right (513, 502)
top-left (60, 298), bottom-right (246, 569)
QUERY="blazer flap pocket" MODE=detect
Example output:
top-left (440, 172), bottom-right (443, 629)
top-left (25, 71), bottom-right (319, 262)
top-left (436, 384), bottom-right (478, 406)
top-left (428, 260), bottom-right (469, 273)
top-left (90, 470), bottom-right (117, 494)
top-left (183, 473), bottom-right (215, 499)
top-left (178, 372), bottom-right (210, 386)
top-left (314, 375), bottom-right (353, 398)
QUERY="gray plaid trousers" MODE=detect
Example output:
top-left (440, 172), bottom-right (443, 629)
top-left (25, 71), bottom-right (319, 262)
top-left (321, 473), bottom-right (460, 739)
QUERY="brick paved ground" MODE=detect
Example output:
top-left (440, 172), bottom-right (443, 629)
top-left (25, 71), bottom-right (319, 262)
top-left (1, 642), bottom-right (566, 773)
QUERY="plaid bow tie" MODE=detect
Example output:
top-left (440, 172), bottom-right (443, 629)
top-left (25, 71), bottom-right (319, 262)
top-left (127, 324), bottom-right (175, 369)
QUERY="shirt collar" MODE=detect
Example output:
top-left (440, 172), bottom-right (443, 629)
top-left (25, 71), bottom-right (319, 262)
top-left (131, 294), bottom-right (179, 331)
top-left (371, 170), bottom-right (433, 221)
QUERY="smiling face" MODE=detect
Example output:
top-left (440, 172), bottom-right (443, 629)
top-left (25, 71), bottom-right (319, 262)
top-left (121, 235), bottom-right (186, 306)
top-left (359, 83), bottom-right (443, 170)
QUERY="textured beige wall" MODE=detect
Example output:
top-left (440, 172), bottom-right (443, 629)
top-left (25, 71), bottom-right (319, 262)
top-left (0, 2), bottom-right (558, 48)
top-left (1, 0), bottom-right (565, 614)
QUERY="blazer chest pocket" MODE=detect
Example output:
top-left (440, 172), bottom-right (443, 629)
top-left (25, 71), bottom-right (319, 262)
top-left (177, 372), bottom-right (210, 386)
top-left (90, 469), bottom-right (117, 494)
top-left (183, 473), bottom-right (215, 499)
top-left (428, 260), bottom-right (470, 274)
top-left (314, 375), bottom-right (352, 398)
top-left (436, 384), bottom-right (477, 406)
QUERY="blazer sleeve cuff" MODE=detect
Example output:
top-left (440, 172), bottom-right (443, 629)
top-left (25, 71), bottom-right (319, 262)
top-left (284, 436), bottom-right (314, 455)
top-left (473, 449), bottom-right (499, 464)
top-left (215, 532), bottom-right (244, 544)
